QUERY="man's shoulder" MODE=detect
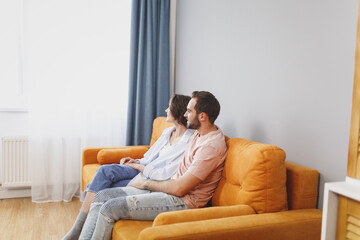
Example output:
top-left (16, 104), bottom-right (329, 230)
top-left (195, 129), bottom-right (227, 152)
top-left (204, 127), bottom-right (225, 142)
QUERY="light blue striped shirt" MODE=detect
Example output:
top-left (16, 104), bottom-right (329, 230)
top-left (128, 127), bottom-right (194, 185)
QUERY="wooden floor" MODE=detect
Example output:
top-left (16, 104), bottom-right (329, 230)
top-left (0, 197), bottom-right (82, 240)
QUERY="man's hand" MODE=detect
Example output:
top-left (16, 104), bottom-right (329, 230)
top-left (120, 157), bottom-right (137, 164)
top-left (129, 178), bottom-right (147, 189)
top-left (125, 162), bottom-right (145, 172)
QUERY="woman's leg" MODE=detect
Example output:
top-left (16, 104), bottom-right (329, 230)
top-left (87, 164), bottom-right (139, 193)
top-left (62, 165), bottom-right (139, 240)
top-left (82, 164), bottom-right (139, 212)
top-left (90, 192), bottom-right (190, 240)
top-left (79, 187), bottom-right (150, 240)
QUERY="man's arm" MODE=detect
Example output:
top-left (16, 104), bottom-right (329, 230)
top-left (130, 172), bottom-right (202, 197)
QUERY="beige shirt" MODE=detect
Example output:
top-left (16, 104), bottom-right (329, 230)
top-left (172, 127), bottom-right (227, 208)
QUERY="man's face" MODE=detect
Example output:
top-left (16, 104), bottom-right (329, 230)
top-left (184, 98), bottom-right (201, 129)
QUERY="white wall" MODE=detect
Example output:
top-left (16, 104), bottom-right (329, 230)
top-left (175, 0), bottom-right (358, 208)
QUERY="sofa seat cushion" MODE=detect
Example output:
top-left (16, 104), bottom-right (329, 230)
top-left (137, 209), bottom-right (322, 240)
top-left (212, 138), bottom-right (288, 213)
top-left (113, 220), bottom-right (153, 240)
top-left (153, 205), bottom-right (256, 226)
top-left (82, 163), bottom-right (101, 190)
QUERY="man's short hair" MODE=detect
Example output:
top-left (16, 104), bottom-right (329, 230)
top-left (192, 91), bottom-right (220, 124)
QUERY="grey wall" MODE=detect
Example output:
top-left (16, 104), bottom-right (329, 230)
top-left (175, 0), bottom-right (358, 208)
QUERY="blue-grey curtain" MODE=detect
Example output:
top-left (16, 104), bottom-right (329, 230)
top-left (126, 0), bottom-right (170, 145)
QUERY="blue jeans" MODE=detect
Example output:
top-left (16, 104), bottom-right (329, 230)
top-left (79, 187), bottom-right (190, 240)
top-left (85, 164), bottom-right (140, 195)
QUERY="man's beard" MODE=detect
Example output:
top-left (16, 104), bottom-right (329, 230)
top-left (187, 117), bottom-right (200, 129)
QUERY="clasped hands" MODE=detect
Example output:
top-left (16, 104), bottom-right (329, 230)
top-left (120, 157), bottom-right (147, 189)
top-left (119, 157), bottom-right (145, 173)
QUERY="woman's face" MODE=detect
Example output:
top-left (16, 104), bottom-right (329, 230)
top-left (165, 102), bottom-right (175, 123)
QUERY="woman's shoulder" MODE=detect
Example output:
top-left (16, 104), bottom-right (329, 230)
top-left (157, 127), bottom-right (175, 140)
top-left (162, 126), bottom-right (175, 135)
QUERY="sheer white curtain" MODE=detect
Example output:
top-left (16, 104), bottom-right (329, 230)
top-left (23, 1), bottom-right (131, 202)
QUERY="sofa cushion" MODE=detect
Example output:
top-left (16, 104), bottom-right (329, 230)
top-left (113, 220), bottom-right (153, 240)
top-left (137, 209), bottom-right (322, 240)
top-left (153, 205), bottom-right (255, 226)
top-left (97, 146), bottom-right (150, 165)
top-left (212, 138), bottom-right (288, 213)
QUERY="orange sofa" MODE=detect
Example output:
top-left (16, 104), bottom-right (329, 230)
top-left (82, 117), bottom-right (322, 240)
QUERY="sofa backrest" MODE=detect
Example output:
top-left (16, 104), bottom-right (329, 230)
top-left (149, 117), bottom-right (174, 146)
top-left (149, 118), bottom-right (319, 211)
top-left (212, 138), bottom-right (288, 214)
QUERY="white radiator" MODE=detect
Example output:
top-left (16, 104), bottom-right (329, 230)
top-left (1, 136), bottom-right (31, 189)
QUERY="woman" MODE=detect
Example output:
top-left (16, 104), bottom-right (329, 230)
top-left (63, 94), bottom-right (193, 240)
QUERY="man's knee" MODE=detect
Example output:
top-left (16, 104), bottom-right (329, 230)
top-left (99, 198), bottom-right (130, 221)
top-left (93, 188), bottom-right (130, 203)
top-left (93, 189), bottom-right (113, 203)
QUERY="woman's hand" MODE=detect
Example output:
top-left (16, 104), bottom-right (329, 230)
top-left (120, 157), bottom-right (137, 164)
top-left (125, 162), bottom-right (145, 173)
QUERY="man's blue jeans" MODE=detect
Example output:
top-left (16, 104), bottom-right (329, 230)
top-left (85, 164), bottom-right (140, 195)
top-left (79, 187), bottom-right (190, 240)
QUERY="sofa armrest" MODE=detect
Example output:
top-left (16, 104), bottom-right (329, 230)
top-left (82, 146), bottom-right (149, 166)
top-left (97, 146), bottom-right (150, 165)
top-left (285, 161), bottom-right (319, 210)
top-left (139, 209), bottom-right (322, 240)
top-left (82, 147), bottom-right (114, 166)
top-left (153, 205), bottom-right (255, 226)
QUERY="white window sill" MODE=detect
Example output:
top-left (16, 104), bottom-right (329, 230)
top-left (0, 108), bottom-right (28, 113)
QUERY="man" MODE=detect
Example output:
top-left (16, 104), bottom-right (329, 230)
top-left (78, 91), bottom-right (227, 240)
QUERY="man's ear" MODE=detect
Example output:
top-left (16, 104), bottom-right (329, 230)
top-left (199, 112), bottom-right (207, 122)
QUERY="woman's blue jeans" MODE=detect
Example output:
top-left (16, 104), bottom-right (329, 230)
top-left (85, 164), bottom-right (140, 195)
top-left (79, 187), bottom-right (190, 240)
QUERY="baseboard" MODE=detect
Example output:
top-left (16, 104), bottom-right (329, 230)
top-left (0, 186), bottom-right (31, 199)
